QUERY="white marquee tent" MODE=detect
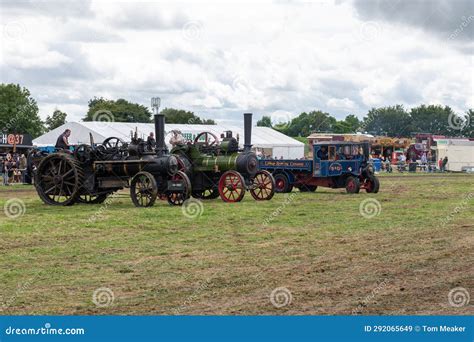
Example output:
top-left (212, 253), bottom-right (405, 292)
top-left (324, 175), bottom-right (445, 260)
top-left (33, 122), bottom-right (305, 159)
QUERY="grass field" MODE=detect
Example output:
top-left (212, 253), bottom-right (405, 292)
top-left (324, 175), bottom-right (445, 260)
top-left (0, 173), bottom-right (472, 315)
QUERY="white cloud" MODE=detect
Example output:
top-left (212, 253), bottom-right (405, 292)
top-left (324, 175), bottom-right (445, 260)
top-left (0, 0), bottom-right (471, 124)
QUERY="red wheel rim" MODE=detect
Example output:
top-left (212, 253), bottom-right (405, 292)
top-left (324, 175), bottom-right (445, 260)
top-left (250, 171), bottom-right (275, 200)
top-left (276, 179), bottom-right (285, 191)
top-left (218, 171), bottom-right (245, 203)
top-left (347, 179), bottom-right (355, 191)
top-left (365, 180), bottom-right (373, 192)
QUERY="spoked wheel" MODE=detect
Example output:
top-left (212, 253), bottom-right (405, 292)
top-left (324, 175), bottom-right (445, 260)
top-left (77, 193), bottom-right (109, 204)
top-left (364, 175), bottom-right (380, 193)
top-left (192, 187), bottom-right (220, 200)
top-left (130, 172), bottom-right (158, 207)
top-left (35, 154), bottom-right (83, 206)
top-left (250, 170), bottom-right (275, 201)
top-left (167, 171), bottom-right (192, 206)
top-left (218, 170), bottom-right (246, 203)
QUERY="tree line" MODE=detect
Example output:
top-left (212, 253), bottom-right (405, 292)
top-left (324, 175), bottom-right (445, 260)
top-left (1, 83), bottom-right (472, 139)
top-left (257, 105), bottom-right (473, 138)
top-left (0, 84), bottom-right (216, 138)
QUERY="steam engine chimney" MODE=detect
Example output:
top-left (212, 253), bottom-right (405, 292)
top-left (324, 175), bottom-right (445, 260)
top-left (243, 113), bottom-right (252, 152)
top-left (155, 114), bottom-right (167, 156)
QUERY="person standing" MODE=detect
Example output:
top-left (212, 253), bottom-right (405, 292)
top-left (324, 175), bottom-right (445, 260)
top-left (442, 156), bottom-right (448, 172)
top-left (438, 158), bottom-right (443, 172)
top-left (19, 154), bottom-right (27, 183)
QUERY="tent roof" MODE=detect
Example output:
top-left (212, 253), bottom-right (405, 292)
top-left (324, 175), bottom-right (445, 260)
top-left (33, 122), bottom-right (304, 148)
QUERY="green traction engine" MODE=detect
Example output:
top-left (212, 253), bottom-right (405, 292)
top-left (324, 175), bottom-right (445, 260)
top-left (171, 113), bottom-right (275, 202)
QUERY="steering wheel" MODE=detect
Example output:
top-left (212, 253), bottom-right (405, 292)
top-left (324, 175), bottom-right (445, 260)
top-left (193, 132), bottom-right (219, 148)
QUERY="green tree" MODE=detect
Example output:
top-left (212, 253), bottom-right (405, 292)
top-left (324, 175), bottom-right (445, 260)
top-left (283, 110), bottom-right (336, 136)
top-left (45, 109), bottom-right (67, 131)
top-left (257, 115), bottom-right (272, 127)
top-left (362, 105), bottom-right (411, 137)
top-left (160, 108), bottom-right (215, 124)
top-left (0, 83), bottom-right (44, 137)
top-left (333, 114), bottom-right (361, 133)
top-left (83, 97), bottom-right (152, 123)
top-left (409, 104), bottom-right (459, 136)
top-left (461, 109), bottom-right (473, 137)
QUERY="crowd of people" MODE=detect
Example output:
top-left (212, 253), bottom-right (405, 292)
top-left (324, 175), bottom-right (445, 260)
top-left (0, 152), bottom-right (28, 186)
top-left (378, 152), bottom-right (448, 173)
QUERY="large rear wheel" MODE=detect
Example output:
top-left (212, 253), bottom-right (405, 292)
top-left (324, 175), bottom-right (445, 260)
top-left (35, 154), bottom-right (83, 206)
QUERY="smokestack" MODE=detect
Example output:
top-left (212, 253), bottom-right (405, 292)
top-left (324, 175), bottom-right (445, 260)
top-left (155, 114), bottom-right (167, 155)
top-left (244, 113), bottom-right (252, 152)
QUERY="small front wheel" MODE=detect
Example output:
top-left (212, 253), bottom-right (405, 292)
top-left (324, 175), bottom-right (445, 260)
top-left (250, 170), bottom-right (275, 201)
top-left (218, 170), bottom-right (246, 202)
top-left (130, 172), bottom-right (158, 207)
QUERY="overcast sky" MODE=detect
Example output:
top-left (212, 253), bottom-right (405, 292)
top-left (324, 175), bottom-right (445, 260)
top-left (1, 0), bottom-right (473, 125)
